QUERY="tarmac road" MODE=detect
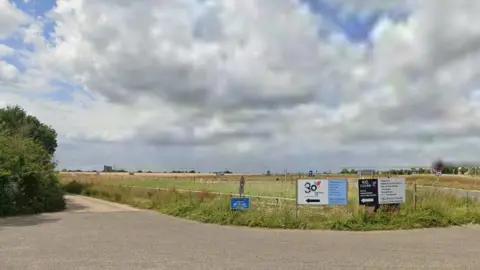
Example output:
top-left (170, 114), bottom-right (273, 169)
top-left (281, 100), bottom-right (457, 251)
top-left (0, 195), bottom-right (479, 270)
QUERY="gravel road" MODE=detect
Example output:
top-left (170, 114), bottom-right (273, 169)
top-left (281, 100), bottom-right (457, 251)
top-left (0, 195), bottom-right (479, 270)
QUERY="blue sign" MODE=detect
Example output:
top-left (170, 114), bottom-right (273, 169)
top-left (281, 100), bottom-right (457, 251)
top-left (230, 197), bottom-right (250, 210)
top-left (327, 179), bottom-right (348, 205)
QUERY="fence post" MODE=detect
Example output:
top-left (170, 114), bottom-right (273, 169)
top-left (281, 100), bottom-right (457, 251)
top-left (413, 180), bottom-right (417, 211)
top-left (466, 191), bottom-right (469, 211)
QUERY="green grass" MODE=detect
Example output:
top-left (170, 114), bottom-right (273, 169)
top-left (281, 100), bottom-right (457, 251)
top-left (115, 179), bottom-right (298, 198)
top-left (63, 180), bottom-right (480, 231)
top-left (72, 177), bottom-right (359, 199)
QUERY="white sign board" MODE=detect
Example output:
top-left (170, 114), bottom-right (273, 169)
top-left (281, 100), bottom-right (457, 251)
top-left (378, 178), bottom-right (405, 204)
top-left (296, 179), bottom-right (348, 205)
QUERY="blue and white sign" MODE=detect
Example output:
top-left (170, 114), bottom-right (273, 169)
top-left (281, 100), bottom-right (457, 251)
top-left (230, 197), bottom-right (250, 210)
top-left (296, 179), bottom-right (348, 205)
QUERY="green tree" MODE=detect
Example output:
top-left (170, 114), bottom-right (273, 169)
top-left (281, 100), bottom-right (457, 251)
top-left (0, 105), bottom-right (58, 156)
top-left (0, 134), bottom-right (65, 216)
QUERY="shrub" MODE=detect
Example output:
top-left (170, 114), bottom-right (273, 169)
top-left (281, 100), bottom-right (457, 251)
top-left (62, 180), bottom-right (88, 194)
top-left (0, 134), bottom-right (65, 216)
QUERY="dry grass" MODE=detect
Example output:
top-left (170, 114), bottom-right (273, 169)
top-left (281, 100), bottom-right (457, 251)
top-left (59, 172), bottom-right (480, 190)
top-left (59, 171), bottom-right (396, 182)
top-left (410, 175), bottom-right (480, 190)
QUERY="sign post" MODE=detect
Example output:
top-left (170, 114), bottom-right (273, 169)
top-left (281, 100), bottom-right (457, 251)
top-left (230, 176), bottom-right (249, 211)
top-left (357, 178), bottom-right (406, 212)
top-left (358, 179), bottom-right (378, 205)
top-left (230, 197), bottom-right (250, 210)
top-left (432, 160), bottom-right (444, 187)
top-left (296, 179), bottom-right (348, 206)
top-left (378, 178), bottom-right (406, 205)
top-left (239, 176), bottom-right (245, 197)
top-left (434, 168), bottom-right (441, 187)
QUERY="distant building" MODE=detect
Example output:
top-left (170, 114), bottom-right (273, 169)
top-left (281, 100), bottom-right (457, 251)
top-left (103, 165), bottom-right (113, 172)
top-left (359, 170), bottom-right (375, 176)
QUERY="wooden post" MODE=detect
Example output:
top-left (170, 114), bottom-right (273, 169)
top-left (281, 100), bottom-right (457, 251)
top-left (466, 191), bottom-right (469, 211)
top-left (413, 180), bottom-right (417, 211)
top-left (475, 167), bottom-right (477, 188)
top-left (295, 179), bottom-right (299, 220)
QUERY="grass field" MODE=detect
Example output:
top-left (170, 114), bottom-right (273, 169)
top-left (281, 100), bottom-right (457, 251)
top-left (61, 172), bottom-right (480, 231)
top-left (59, 172), bottom-right (480, 193)
top-left (58, 172), bottom-right (378, 198)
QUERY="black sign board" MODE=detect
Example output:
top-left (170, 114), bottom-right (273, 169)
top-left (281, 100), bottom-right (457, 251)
top-left (358, 179), bottom-right (378, 205)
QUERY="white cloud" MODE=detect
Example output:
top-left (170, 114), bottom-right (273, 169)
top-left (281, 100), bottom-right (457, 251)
top-left (0, 44), bottom-right (14, 57)
top-left (1, 0), bottom-right (480, 172)
top-left (0, 0), bottom-right (30, 38)
top-left (0, 60), bottom-right (19, 82)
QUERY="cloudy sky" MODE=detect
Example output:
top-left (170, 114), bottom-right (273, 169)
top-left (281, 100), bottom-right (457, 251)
top-left (1, 0), bottom-right (480, 173)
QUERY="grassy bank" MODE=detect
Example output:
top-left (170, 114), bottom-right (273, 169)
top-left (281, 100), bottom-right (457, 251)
top-left (63, 181), bottom-right (480, 231)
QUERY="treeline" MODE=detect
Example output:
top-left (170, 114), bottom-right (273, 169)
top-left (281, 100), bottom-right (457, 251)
top-left (339, 167), bottom-right (474, 175)
top-left (0, 106), bottom-right (65, 217)
top-left (339, 168), bottom-right (433, 175)
top-left (61, 169), bottom-right (234, 174)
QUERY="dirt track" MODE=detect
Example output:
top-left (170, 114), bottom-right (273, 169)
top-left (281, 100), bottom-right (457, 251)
top-left (0, 195), bottom-right (479, 269)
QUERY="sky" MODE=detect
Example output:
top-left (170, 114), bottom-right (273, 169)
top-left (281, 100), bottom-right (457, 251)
top-left (1, 0), bottom-right (480, 173)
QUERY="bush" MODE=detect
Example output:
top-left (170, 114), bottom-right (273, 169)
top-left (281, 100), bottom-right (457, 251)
top-left (62, 180), bottom-right (89, 194)
top-left (0, 134), bottom-right (65, 216)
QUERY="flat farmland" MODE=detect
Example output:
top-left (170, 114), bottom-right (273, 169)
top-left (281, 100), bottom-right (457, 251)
top-left (59, 172), bottom-right (480, 200)
top-left (60, 172), bottom-right (299, 198)
top-left (410, 174), bottom-right (480, 190)
top-left (59, 172), bottom-right (367, 199)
